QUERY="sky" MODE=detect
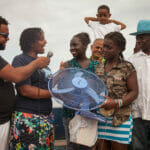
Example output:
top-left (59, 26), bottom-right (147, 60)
top-left (0, 0), bottom-right (149, 107)
top-left (1, 0), bottom-right (150, 72)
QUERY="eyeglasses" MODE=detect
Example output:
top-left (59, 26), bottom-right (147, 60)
top-left (0, 32), bottom-right (9, 39)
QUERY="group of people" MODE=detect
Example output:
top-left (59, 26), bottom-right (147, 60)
top-left (61, 5), bottom-right (137, 150)
top-left (0, 17), bottom-right (54, 150)
top-left (0, 4), bottom-right (150, 150)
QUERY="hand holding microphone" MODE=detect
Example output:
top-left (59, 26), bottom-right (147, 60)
top-left (37, 51), bottom-right (53, 78)
top-left (42, 51), bottom-right (53, 78)
top-left (35, 57), bottom-right (50, 69)
top-left (47, 51), bottom-right (53, 58)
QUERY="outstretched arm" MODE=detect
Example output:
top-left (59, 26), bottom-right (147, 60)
top-left (84, 17), bottom-right (98, 24)
top-left (109, 19), bottom-right (126, 30)
top-left (0, 57), bottom-right (50, 83)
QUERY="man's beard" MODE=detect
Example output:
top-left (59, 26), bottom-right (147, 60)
top-left (0, 43), bottom-right (5, 50)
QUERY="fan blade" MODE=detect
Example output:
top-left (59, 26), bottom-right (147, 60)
top-left (78, 111), bottom-right (106, 122)
top-left (74, 71), bottom-right (83, 77)
top-left (85, 88), bottom-right (100, 104)
top-left (79, 98), bottom-right (90, 110)
top-left (52, 87), bottom-right (74, 94)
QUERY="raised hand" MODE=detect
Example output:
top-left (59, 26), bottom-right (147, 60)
top-left (59, 61), bottom-right (64, 70)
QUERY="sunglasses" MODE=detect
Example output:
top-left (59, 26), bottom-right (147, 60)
top-left (0, 32), bottom-right (9, 39)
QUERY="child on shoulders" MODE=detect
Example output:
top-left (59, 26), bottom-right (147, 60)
top-left (84, 5), bottom-right (126, 39)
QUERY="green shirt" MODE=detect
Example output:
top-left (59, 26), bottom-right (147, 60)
top-left (62, 58), bottom-right (98, 118)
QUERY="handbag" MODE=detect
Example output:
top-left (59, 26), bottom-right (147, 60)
top-left (69, 114), bottom-right (98, 147)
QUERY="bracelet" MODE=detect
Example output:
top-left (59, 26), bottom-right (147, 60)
top-left (119, 99), bottom-right (123, 107)
top-left (116, 99), bottom-right (123, 109)
top-left (38, 87), bottom-right (40, 99)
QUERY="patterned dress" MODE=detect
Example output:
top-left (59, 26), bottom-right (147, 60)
top-left (10, 112), bottom-right (54, 150)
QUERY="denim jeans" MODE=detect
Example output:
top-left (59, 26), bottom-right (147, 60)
top-left (62, 117), bottom-right (92, 150)
top-left (130, 118), bottom-right (150, 150)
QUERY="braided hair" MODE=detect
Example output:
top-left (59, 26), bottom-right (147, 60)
top-left (104, 32), bottom-right (126, 59)
top-left (73, 32), bottom-right (91, 47)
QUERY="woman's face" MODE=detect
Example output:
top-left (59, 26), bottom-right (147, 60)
top-left (32, 32), bottom-right (47, 54)
top-left (102, 38), bottom-right (121, 60)
top-left (70, 37), bottom-right (86, 58)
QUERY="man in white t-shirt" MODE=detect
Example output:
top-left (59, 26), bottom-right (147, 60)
top-left (84, 5), bottom-right (126, 39)
top-left (129, 19), bottom-right (150, 150)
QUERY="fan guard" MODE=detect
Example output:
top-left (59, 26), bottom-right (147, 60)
top-left (48, 68), bottom-right (107, 111)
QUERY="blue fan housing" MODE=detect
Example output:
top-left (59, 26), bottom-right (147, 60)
top-left (48, 68), bottom-right (107, 111)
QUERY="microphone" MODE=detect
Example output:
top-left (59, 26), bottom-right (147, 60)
top-left (41, 51), bottom-right (53, 78)
top-left (38, 51), bottom-right (53, 78)
top-left (47, 51), bottom-right (53, 58)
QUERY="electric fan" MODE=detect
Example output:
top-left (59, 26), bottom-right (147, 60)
top-left (48, 68), bottom-right (107, 122)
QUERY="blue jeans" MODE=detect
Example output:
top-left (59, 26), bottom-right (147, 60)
top-left (131, 118), bottom-right (150, 150)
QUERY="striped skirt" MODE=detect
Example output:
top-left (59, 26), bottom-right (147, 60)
top-left (98, 115), bottom-right (133, 144)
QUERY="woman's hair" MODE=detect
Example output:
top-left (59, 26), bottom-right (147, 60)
top-left (20, 27), bottom-right (43, 52)
top-left (73, 32), bottom-right (91, 46)
top-left (104, 32), bottom-right (126, 58)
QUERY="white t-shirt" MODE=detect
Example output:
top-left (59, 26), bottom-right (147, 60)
top-left (88, 21), bottom-right (121, 39)
top-left (128, 51), bottom-right (150, 120)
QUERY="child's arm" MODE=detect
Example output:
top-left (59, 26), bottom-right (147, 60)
top-left (84, 17), bottom-right (98, 24)
top-left (109, 19), bottom-right (126, 30)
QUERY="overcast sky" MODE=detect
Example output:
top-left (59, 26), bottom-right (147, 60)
top-left (0, 0), bottom-right (150, 72)
top-left (1, 0), bottom-right (149, 107)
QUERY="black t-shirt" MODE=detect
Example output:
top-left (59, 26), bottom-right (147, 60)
top-left (0, 56), bottom-right (15, 124)
top-left (12, 53), bottom-right (52, 115)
